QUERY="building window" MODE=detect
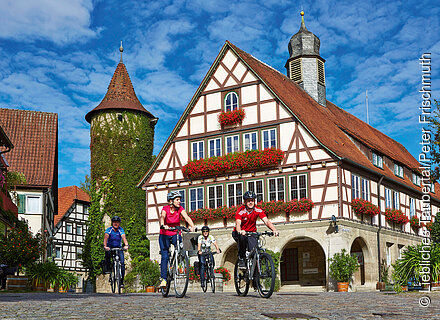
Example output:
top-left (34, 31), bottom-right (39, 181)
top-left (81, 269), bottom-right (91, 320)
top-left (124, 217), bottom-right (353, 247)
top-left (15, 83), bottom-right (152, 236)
top-left (226, 135), bottom-right (239, 154)
top-left (412, 173), bottom-right (421, 186)
top-left (208, 185), bottom-right (223, 209)
top-left (386, 243), bottom-right (393, 267)
top-left (398, 245), bottom-right (404, 260)
top-left (190, 187), bottom-right (204, 211)
top-left (66, 224), bottom-right (72, 233)
top-left (262, 128), bottom-right (277, 149)
top-left (77, 247), bottom-right (83, 257)
top-left (178, 190), bottom-right (186, 209)
top-left (208, 138), bottom-right (221, 157)
top-left (385, 188), bottom-right (399, 209)
top-left (372, 152), bottom-right (383, 169)
top-left (227, 182), bottom-right (243, 207)
top-left (224, 91), bottom-right (239, 112)
top-left (362, 178), bottom-right (370, 201)
top-left (77, 225), bottom-right (82, 236)
top-left (431, 183), bottom-right (435, 193)
top-left (247, 180), bottom-right (264, 203)
top-left (55, 247), bottom-right (61, 259)
top-left (244, 132), bottom-right (258, 151)
top-left (352, 175), bottom-right (360, 199)
top-left (192, 141), bottom-right (204, 160)
top-left (409, 197), bottom-right (415, 218)
top-left (84, 205), bottom-right (89, 214)
top-left (268, 177), bottom-right (285, 201)
top-left (394, 163), bottom-right (404, 178)
top-left (290, 174), bottom-right (307, 200)
top-left (26, 195), bottom-right (41, 214)
top-left (77, 203), bottom-right (83, 213)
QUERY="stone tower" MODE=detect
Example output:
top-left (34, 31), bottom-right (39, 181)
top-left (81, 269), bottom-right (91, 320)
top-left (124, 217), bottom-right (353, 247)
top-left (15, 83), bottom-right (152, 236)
top-left (85, 44), bottom-right (157, 254)
top-left (285, 12), bottom-right (326, 107)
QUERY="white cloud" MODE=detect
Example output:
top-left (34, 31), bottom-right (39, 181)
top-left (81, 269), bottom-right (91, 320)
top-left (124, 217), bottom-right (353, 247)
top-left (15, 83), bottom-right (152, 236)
top-left (0, 0), bottom-right (100, 45)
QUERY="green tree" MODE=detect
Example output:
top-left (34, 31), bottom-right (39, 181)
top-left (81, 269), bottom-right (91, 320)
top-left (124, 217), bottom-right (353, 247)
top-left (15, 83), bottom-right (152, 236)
top-left (429, 99), bottom-right (440, 181)
top-left (431, 214), bottom-right (440, 244)
top-left (79, 174), bottom-right (92, 195)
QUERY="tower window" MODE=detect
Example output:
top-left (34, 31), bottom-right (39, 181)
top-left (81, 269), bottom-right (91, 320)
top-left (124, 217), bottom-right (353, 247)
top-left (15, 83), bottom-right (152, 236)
top-left (117, 113), bottom-right (123, 121)
top-left (224, 92), bottom-right (239, 112)
top-left (317, 60), bottom-right (325, 85)
top-left (290, 59), bottom-right (302, 82)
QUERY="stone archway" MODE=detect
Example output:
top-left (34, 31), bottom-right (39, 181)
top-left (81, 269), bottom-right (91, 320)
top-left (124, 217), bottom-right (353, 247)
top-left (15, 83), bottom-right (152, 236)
top-left (221, 241), bottom-right (238, 280)
top-left (280, 236), bottom-right (326, 287)
top-left (350, 237), bottom-right (369, 286)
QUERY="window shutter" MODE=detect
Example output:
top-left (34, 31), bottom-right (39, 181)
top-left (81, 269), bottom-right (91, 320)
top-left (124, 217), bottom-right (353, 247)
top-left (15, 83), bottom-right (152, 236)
top-left (18, 194), bottom-right (26, 214)
top-left (317, 60), bottom-right (325, 85)
top-left (289, 59), bottom-right (302, 82)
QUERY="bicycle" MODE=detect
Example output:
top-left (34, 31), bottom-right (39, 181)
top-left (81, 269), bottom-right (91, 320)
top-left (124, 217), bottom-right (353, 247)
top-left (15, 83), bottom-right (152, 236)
top-left (160, 226), bottom-right (192, 298)
top-left (234, 231), bottom-right (276, 298)
top-left (199, 249), bottom-right (221, 293)
top-left (109, 247), bottom-right (125, 294)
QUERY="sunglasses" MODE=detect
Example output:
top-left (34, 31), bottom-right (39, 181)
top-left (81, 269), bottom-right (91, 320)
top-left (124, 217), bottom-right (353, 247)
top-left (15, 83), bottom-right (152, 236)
top-left (203, 231), bottom-right (209, 233)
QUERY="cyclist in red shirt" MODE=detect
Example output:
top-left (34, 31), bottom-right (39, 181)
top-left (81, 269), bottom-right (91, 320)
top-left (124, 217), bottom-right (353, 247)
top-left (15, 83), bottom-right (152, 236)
top-left (232, 191), bottom-right (279, 268)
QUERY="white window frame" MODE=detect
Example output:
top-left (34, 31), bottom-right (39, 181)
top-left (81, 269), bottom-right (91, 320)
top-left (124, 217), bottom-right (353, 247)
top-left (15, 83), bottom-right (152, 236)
top-left (84, 205), bottom-right (89, 214)
top-left (372, 152), bottom-right (383, 169)
top-left (412, 173), bottom-right (421, 186)
top-left (398, 245), bottom-right (404, 260)
top-left (394, 163), bottom-right (404, 178)
top-left (262, 128), bottom-right (277, 149)
top-left (243, 132), bottom-right (258, 151)
top-left (177, 190), bottom-right (186, 210)
top-left (361, 178), bottom-right (370, 201)
top-left (208, 138), bottom-right (222, 157)
top-left (352, 175), bottom-right (360, 199)
top-left (76, 225), bottom-right (82, 236)
top-left (208, 185), bottom-right (223, 209)
top-left (55, 247), bottom-right (62, 259)
top-left (409, 197), bottom-right (415, 218)
top-left (386, 243), bottom-right (393, 267)
top-left (76, 203), bottom-right (83, 213)
top-left (224, 91), bottom-right (239, 112)
top-left (227, 182), bottom-right (243, 207)
top-left (66, 223), bottom-right (72, 234)
top-left (26, 195), bottom-right (42, 214)
top-left (385, 188), bottom-right (392, 209)
top-left (226, 135), bottom-right (239, 154)
top-left (289, 174), bottom-right (307, 200)
top-left (247, 180), bottom-right (264, 203)
top-left (192, 141), bottom-right (204, 160)
top-left (393, 191), bottom-right (400, 209)
top-left (189, 187), bottom-right (204, 212)
top-left (268, 177), bottom-right (285, 201)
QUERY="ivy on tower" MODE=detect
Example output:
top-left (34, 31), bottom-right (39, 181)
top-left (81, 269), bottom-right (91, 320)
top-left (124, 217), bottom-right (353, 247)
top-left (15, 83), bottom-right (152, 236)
top-left (85, 43), bottom-right (157, 259)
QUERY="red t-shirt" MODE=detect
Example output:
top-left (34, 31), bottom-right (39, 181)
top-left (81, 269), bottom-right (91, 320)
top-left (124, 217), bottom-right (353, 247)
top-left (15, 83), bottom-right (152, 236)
top-left (160, 205), bottom-right (184, 236)
top-left (235, 205), bottom-right (266, 232)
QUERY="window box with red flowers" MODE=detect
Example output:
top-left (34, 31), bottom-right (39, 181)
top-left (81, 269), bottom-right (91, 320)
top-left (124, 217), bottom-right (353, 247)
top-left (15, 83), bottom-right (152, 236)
top-left (425, 221), bottom-right (434, 232)
top-left (182, 148), bottom-right (284, 179)
top-left (185, 199), bottom-right (314, 222)
top-left (218, 109), bottom-right (245, 127)
top-left (409, 216), bottom-right (421, 229)
top-left (384, 208), bottom-right (409, 225)
top-left (214, 267), bottom-right (231, 282)
top-left (351, 198), bottom-right (380, 217)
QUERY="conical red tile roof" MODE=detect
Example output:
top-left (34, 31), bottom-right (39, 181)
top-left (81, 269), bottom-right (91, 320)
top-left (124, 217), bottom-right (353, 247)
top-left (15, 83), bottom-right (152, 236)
top-left (85, 62), bottom-right (155, 123)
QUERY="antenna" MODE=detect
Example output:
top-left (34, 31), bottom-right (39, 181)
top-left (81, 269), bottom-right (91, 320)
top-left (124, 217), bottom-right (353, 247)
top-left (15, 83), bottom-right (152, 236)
top-left (366, 90), bottom-right (369, 125)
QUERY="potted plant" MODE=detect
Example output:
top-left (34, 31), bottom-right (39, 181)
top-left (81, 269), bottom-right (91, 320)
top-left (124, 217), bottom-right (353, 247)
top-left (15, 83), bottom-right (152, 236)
top-left (328, 249), bottom-right (359, 292)
top-left (54, 269), bottom-right (78, 292)
top-left (26, 261), bottom-right (59, 291)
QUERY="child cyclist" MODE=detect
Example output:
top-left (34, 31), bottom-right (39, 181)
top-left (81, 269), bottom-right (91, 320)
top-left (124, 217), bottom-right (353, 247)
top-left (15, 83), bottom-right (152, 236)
top-left (197, 225), bottom-right (221, 287)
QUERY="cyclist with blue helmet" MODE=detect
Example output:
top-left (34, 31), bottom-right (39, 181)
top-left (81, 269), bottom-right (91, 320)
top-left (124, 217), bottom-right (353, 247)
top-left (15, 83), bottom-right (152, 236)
top-left (104, 216), bottom-right (129, 287)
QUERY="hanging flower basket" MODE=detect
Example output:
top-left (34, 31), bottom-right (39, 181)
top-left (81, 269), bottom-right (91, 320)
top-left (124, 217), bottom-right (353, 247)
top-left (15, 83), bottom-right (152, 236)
top-left (186, 199), bottom-right (314, 221)
top-left (409, 216), bottom-right (421, 229)
top-left (182, 148), bottom-right (284, 179)
top-left (384, 208), bottom-right (409, 225)
top-left (424, 221), bottom-right (434, 232)
top-left (350, 198), bottom-right (380, 217)
top-left (218, 109), bottom-right (245, 127)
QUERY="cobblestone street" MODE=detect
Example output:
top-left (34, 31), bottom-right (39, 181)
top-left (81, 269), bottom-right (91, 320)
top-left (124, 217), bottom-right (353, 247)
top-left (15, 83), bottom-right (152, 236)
top-left (0, 291), bottom-right (439, 320)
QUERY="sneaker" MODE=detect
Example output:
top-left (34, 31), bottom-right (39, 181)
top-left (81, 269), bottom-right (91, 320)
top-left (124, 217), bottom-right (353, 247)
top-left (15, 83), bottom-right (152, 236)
top-left (201, 281), bottom-right (205, 288)
top-left (159, 279), bottom-right (167, 287)
top-left (120, 282), bottom-right (124, 288)
top-left (238, 258), bottom-right (246, 269)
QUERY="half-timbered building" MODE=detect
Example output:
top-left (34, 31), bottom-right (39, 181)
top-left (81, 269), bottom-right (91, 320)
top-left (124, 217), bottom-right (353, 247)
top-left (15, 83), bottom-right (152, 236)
top-left (138, 14), bottom-right (439, 291)
top-left (53, 186), bottom-right (90, 290)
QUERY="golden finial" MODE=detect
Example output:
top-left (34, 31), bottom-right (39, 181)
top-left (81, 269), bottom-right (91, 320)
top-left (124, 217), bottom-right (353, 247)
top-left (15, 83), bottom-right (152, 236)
top-left (300, 10), bottom-right (307, 30)
top-left (301, 11), bottom-right (304, 16)
top-left (119, 41), bottom-right (123, 63)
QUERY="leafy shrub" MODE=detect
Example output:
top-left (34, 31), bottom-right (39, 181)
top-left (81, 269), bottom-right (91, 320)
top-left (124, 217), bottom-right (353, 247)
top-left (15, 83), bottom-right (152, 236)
top-left (328, 249), bottom-right (359, 283)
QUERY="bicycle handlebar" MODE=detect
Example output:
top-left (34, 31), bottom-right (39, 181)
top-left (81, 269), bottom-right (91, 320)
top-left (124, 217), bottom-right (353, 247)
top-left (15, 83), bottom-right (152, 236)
top-left (161, 226), bottom-right (197, 233)
top-left (245, 231), bottom-right (275, 237)
top-left (109, 247), bottom-right (127, 252)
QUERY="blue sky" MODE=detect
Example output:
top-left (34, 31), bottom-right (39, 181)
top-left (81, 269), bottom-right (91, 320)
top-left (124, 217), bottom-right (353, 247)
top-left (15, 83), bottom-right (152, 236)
top-left (0, 0), bottom-right (439, 188)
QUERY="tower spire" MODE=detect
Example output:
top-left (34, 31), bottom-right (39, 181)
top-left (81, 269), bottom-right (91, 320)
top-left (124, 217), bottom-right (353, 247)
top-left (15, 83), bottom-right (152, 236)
top-left (119, 41), bottom-right (124, 63)
top-left (300, 10), bottom-right (307, 31)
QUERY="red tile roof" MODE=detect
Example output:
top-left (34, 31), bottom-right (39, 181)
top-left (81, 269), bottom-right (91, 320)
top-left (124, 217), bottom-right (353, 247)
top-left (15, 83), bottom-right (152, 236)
top-left (0, 108), bottom-right (57, 187)
top-left (55, 186), bottom-right (90, 226)
top-left (227, 41), bottom-right (439, 198)
top-left (85, 62), bottom-right (155, 123)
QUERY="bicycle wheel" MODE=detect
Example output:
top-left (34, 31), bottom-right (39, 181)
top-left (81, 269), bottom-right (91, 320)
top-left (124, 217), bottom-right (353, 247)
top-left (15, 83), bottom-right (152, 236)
top-left (116, 262), bottom-right (122, 294)
top-left (210, 266), bottom-right (215, 293)
top-left (255, 252), bottom-right (275, 298)
top-left (201, 271), bottom-right (208, 293)
top-left (174, 252), bottom-right (189, 298)
top-left (110, 263), bottom-right (116, 293)
top-left (234, 259), bottom-right (249, 296)
top-left (161, 257), bottom-right (172, 297)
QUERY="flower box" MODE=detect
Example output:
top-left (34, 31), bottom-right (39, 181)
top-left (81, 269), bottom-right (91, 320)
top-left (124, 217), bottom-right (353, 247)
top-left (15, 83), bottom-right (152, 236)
top-left (384, 208), bottom-right (409, 225)
top-left (182, 148), bottom-right (284, 179)
top-left (409, 216), bottom-right (421, 229)
top-left (350, 198), bottom-right (380, 217)
top-left (218, 109), bottom-right (245, 127)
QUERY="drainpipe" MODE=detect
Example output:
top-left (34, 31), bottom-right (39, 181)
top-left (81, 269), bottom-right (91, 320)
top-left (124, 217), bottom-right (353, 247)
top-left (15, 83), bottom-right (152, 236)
top-left (376, 176), bottom-right (384, 282)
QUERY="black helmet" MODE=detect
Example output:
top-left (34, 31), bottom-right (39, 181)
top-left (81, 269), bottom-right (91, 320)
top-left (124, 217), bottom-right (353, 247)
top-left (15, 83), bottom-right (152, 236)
top-left (243, 191), bottom-right (257, 200)
top-left (167, 191), bottom-right (181, 202)
top-left (111, 216), bottom-right (121, 223)
top-left (201, 226), bottom-right (210, 232)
